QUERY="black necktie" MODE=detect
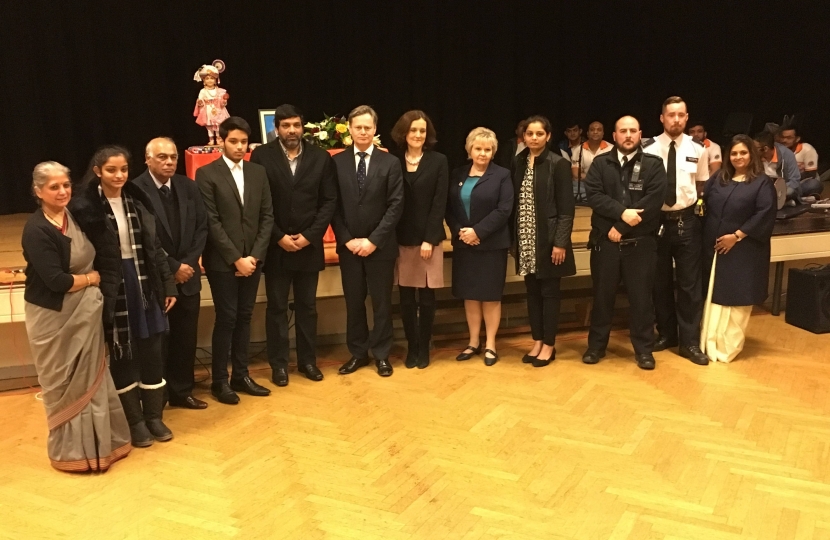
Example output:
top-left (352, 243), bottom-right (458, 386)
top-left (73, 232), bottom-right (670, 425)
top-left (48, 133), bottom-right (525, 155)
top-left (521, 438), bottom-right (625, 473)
top-left (357, 152), bottom-right (367, 194)
top-left (666, 141), bottom-right (677, 206)
top-left (159, 185), bottom-right (170, 198)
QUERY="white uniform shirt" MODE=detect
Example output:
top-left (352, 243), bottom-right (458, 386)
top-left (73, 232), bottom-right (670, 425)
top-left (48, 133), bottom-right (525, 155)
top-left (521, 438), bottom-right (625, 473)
top-left (643, 132), bottom-right (709, 211)
top-left (703, 139), bottom-right (722, 166)
top-left (571, 140), bottom-right (614, 178)
top-left (793, 142), bottom-right (819, 172)
top-left (222, 155), bottom-right (245, 205)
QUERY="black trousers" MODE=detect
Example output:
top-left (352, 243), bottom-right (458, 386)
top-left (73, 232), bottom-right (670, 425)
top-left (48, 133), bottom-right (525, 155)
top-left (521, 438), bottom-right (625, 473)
top-left (111, 332), bottom-right (165, 391)
top-left (206, 267), bottom-right (262, 383)
top-left (338, 252), bottom-right (396, 361)
top-left (164, 291), bottom-right (200, 400)
top-left (588, 236), bottom-right (657, 355)
top-left (524, 274), bottom-right (562, 346)
top-left (399, 286), bottom-right (436, 349)
top-left (265, 267), bottom-right (319, 369)
top-left (654, 214), bottom-right (703, 347)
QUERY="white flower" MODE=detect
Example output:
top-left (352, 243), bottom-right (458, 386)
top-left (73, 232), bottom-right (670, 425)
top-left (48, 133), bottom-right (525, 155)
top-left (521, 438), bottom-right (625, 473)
top-left (304, 122), bottom-right (316, 129)
top-left (317, 131), bottom-right (329, 141)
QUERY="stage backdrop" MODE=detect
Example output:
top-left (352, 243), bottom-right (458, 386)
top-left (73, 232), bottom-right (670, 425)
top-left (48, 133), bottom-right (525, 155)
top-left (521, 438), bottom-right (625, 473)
top-left (1, 1), bottom-right (828, 215)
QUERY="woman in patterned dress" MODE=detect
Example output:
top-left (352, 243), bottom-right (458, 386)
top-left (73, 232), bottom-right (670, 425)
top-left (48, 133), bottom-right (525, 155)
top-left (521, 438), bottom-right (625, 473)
top-left (510, 116), bottom-right (576, 367)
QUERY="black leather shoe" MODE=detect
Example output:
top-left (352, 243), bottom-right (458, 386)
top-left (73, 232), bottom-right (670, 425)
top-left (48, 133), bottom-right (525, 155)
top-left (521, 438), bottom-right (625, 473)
top-left (456, 345), bottom-right (481, 361)
top-left (297, 363), bottom-right (324, 381)
top-left (230, 376), bottom-right (271, 396)
top-left (532, 349), bottom-right (555, 368)
top-left (339, 357), bottom-right (370, 374)
top-left (679, 345), bottom-right (710, 365)
top-left (636, 354), bottom-right (656, 370)
top-left (211, 381), bottom-right (240, 405)
top-left (271, 366), bottom-right (289, 387)
top-left (483, 349), bottom-right (499, 366)
top-left (582, 350), bottom-right (605, 364)
top-left (653, 335), bottom-right (678, 352)
top-left (522, 354), bottom-right (537, 364)
top-left (168, 395), bottom-right (208, 409)
top-left (376, 358), bottom-right (393, 377)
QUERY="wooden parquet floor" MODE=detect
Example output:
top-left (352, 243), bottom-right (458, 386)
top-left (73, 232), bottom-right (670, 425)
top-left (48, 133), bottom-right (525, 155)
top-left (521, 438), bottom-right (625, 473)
top-left (2, 313), bottom-right (830, 539)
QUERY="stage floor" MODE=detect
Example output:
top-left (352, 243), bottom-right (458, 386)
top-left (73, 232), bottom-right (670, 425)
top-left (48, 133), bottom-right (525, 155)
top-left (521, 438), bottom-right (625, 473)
top-left (2, 313), bottom-right (829, 539)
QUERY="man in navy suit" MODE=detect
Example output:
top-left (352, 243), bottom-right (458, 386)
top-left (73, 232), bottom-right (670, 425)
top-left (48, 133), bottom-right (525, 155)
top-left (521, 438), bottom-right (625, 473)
top-left (331, 105), bottom-right (403, 377)
top-left (134, 137), bottom-right (209, 409)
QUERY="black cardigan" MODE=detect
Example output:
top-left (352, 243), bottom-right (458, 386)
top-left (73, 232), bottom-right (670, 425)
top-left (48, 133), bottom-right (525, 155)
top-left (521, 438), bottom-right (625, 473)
top-left (22, 210), bottom-right (75, 311)
top-left (510, 147), bottom-right (577, 279)
top-left (396, 150), bottom-right (449, 246)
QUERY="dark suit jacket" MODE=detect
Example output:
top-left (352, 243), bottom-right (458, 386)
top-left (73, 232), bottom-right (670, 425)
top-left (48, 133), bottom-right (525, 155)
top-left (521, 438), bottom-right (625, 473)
top-left (250, 139), bottom-right (337, 272)
top-left (396, 150), bottom-right (448, 246)
top-left (133, 171), bottom-right (208, 296)
top-left (446, 161), bottom-right (514, 251)
top-left (195, 157), bottom-right (274, 272)
top-left (331, 147), bottom-right (404, 261)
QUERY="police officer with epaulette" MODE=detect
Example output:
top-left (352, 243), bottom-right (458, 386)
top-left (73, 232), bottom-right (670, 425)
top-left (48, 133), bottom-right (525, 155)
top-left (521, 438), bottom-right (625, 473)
top-left (582, 116), bottom-right (667, 370)
top-left (642, 96), bottom-right (710, 365)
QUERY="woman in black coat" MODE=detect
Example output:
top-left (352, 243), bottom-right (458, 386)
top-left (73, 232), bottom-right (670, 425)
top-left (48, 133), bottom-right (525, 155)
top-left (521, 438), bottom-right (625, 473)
top-left (392, 111), bottom-right (449, 369)
top-left (69, 146), bottom-right (178, 448)
top-left (511, 116), bottom-right (576, 367)
top-left (446, 127), bottom-right (514, 366)
top-left (700, 134), bottom-right (777, 363)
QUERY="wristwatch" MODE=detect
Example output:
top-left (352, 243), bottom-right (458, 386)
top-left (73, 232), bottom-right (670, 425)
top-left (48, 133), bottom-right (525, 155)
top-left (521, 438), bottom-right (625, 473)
top-left (734, 233), bottom-right (742, 242)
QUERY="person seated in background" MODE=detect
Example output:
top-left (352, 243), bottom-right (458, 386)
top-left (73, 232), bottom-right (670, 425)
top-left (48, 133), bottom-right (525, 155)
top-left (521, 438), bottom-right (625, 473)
top-left (558, 122), bottom-right (583, 160)
top-left (688, 122), bottom-right (722, 173)
top-left (776, 124), bottom-right (823, 197)
top-left (753, 130), bottom-right (801, 203)
top-left (571, 120), bottom-right (613, 203)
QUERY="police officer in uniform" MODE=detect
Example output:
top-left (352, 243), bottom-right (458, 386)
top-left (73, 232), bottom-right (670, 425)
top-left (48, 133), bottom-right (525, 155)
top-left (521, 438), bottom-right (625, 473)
top-left (643, 96), bottom-right (710, 365)
top-left (582, 116), bottom-right (667, 370)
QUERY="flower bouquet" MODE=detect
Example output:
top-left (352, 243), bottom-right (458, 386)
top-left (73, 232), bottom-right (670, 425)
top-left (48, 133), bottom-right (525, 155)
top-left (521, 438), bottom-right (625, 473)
top-left (303, 114), bottom-right (382, 149)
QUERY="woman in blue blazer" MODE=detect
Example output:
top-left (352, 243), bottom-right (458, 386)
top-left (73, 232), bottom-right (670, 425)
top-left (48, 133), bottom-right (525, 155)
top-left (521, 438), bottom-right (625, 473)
top-left (445, 127), bottom-right (514, 366)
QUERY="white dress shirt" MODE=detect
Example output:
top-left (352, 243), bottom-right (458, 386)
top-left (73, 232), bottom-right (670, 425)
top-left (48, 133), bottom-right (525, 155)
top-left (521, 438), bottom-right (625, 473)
top-left (617, 149), bottom-right (637, 166)
top-left (353, 144), bottom-right (374, 175)
top-left (643, 132), bottom-right (709, 211)
top-left (222, 155), bottom-right (245, 204)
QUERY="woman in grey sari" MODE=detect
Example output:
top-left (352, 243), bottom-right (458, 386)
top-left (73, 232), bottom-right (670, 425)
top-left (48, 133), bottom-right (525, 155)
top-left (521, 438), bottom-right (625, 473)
top-left (22, 161), bottom-right (131, 472)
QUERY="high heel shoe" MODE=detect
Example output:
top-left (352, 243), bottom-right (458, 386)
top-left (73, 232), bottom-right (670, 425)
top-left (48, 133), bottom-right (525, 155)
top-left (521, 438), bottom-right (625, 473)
top-left (532, 349), bottom-right (555, 368)
top-left (456, 345), bottom-right (481, 361)
top-left (521, 354), bottom-right (537, 364)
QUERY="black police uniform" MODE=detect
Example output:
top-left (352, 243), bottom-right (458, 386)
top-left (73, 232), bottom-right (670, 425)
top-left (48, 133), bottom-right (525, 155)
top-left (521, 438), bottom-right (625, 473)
top-left (583, 148), bottom-right (667, 358)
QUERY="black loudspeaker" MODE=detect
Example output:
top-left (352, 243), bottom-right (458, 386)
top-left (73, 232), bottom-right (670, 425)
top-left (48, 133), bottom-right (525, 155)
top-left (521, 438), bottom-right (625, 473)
top-left (785, 266), bottom-right (830, 334)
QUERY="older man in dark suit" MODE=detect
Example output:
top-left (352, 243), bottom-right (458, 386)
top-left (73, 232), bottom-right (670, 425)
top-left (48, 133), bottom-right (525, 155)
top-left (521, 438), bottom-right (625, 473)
top-left (134, 137), bottom-right (209, 409)
top-left (196, 117), bottom-right (274, 404)
top-left (251, 104), bottom-right (337, 387)
top-left (332, 105), bottom-right (403, 377)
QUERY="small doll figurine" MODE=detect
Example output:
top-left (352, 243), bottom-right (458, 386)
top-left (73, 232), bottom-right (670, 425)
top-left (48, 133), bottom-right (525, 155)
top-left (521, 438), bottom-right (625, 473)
top-left (193, 59), bottom-right (230, 146)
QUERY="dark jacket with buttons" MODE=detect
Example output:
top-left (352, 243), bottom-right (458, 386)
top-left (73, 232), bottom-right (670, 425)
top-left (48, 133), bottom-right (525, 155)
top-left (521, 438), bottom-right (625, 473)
top-left (584, 149), bottom-right (667, 241)
top-left (22, 210), bottom-right (75, 311)
top-left (446, 161), bottom-right (514, 252)
top-left (510, 147), bottom-right (576, 278)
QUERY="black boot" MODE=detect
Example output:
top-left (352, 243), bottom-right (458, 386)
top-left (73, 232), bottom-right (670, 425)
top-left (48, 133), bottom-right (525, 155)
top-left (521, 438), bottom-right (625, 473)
top-left (417, 293), bottom-right (436, 369)
top-left (399, 287), bottom-right (419, 368)
top-left (118, 386), bottom-right (153, 448)
top-left (140, 384), bottom-right (173, 442)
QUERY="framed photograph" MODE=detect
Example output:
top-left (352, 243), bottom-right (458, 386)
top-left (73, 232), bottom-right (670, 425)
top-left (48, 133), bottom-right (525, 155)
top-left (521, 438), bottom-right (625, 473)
top-left (258, 109), bottom-right (276, 143)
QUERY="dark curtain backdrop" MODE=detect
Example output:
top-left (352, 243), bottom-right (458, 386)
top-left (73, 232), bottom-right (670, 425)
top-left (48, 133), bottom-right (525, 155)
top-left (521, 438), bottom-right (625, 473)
top-left (2, 1), bottom-right (828, 214)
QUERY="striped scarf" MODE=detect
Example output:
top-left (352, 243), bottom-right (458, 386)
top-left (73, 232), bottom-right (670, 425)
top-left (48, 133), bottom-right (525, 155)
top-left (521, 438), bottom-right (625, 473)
top-left (100, 188), bottom-right (150, 361)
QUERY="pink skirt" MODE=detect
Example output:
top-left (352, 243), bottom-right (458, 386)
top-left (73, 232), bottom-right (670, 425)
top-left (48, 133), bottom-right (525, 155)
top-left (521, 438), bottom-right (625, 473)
top-left (395, 244), bottom-right (444, 288)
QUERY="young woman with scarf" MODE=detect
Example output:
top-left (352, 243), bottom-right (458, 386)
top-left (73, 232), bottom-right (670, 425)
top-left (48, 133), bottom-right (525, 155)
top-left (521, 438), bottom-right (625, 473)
top-left (69, 146), bottom-right (178, 448)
